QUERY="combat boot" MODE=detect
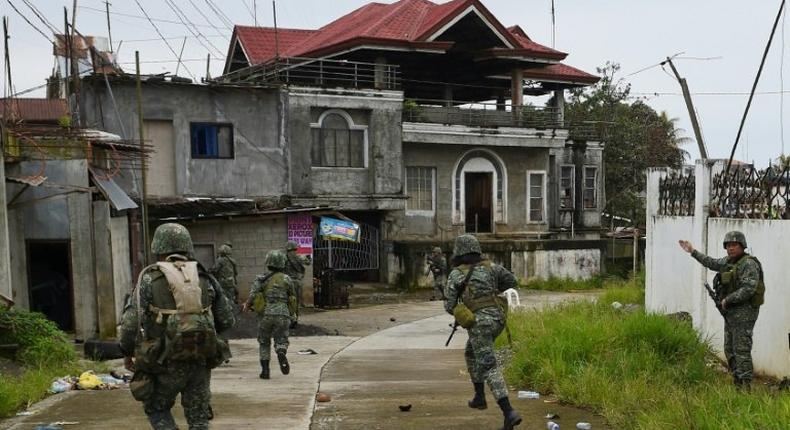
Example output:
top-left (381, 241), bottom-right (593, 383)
top-left (467, 382), bottom-right (487, 410)
top-left (497, 397), bottom-right (522, 430)
top-left (259, 360), bottom-right (270, 379)
top-left (277, 351), bottom-right (290, 375)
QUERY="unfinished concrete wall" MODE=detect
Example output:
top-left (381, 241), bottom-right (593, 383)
top-left (82, 80), bottom-right (286, 198)
top-left (0, 153), bottom-right (11, 301)
top-left (287, 87), bottom-right (404, 200)
top-left (185, 216), bottom-right (288, 300)
top-left (69, 186), bottom-right (98, 341)
top-left (93, 201), bottom-right (116, 338)
top-left (111, 215), bottom-right (132, 322)
top-left (399, 143), bottom-right (550, 239)
top-left (550, 142), bottom-right (604, 230)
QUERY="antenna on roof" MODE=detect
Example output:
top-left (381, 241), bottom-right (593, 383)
top-left (551, 0), bottom-right (556, 48)
top-left (272, 0), bottom-right (279, 59)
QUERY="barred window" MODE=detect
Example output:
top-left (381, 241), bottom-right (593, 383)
top-left (311, 112), bottom-right (365, 167)
top-left (528, 172), bottom-right (546, 222)
top-left (584, 167), bottom-right (598, 209)
top-left (560, 165), bottom-right (575, 209)
top-left (406, 167), bottom-right (435, 212)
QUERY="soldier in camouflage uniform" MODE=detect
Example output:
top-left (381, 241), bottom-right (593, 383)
top-left (445, 234), bottom-right (522, 430)
top-left (211, 243), bottom-right (238, 304)
top-left (679, 231), bottom-right (764, 387)
top-left (120, 223), bottom-right (235, 430)
top-left (242, 250), bottom-right (297, 379)
top-left (427, 246), bottom-right (448, 300)
top-left (284, 240), bottom-right (310, 314)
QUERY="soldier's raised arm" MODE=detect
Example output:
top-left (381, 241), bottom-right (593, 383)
top-left (679, 239), bottom-right (729, 271)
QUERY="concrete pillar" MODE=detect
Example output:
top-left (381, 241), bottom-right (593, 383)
top-left (0, 151), bottom-right (12, 304)
top-left (93, 201), bottom-right (116, 339)
top-left (374, 56), bottom-right (388, 90)
top-left (553, 89), bottom-right (565, 126)
top-left (510, 69), bottom-right (524, 107)
top-left (110, 215), bottom-right (132, 323)
top-left (69, 191), bottom-right (98, 341)
top-left (645, 167), bottom-right (667, 311)
top-left (692, 160), bottom-right (713, 332)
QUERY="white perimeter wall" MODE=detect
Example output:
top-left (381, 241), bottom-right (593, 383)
top-left (646, 161), bottom-right (790, 378)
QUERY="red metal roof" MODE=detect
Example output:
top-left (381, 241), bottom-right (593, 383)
top-left (522, 64), bottom-right (600, 85)
top-left (229, 0), bottom-right (568, 66)
top-left (0, 98), bottom-right (70, 123)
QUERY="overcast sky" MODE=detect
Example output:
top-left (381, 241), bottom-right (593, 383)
top-left (3, 0), bottom-right (789, 166)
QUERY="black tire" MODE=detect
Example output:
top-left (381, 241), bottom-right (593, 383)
top-left (84, 339), bottom-right (124, 361)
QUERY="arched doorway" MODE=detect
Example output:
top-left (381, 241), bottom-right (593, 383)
top-left (453, 149), bottom-right (507, 233)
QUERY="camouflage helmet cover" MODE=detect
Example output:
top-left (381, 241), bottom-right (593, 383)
top-left (453, 234), bottom-right (482, 256)
top-left (265, 250), bottom-right (287, 269)
top-left (151, 223), bottom-right (193, 255)
top-left (285, 240), bottom-right (299, 251)
top-left (723, 231), bottom-right (747, 249)
top-left (218, 244), bottom-right (232, 256)
top-left (432, 246), bottom-right (443, 254)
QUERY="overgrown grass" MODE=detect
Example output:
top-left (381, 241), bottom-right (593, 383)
top-left (0, 307), bottom-right (80, 418)
top-left (520, 274), bottom-right (605, 291)
top-left (502, 279), bottom-right (789, 429)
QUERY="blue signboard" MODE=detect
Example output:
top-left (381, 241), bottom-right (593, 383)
top-left (319, 217), bottom-right (360, 242)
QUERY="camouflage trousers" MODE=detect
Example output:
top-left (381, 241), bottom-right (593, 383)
top-left (433, 276), bottom-right (446, 300)
top-left (724, 308), bottom-right (759, 384)
top-left (219, 280), bottom-right (238, 304)
top-left (464, 312), bottom-right (508, 400)
top-left (258, 315), bottom-right (290, 361)
top-left (142, 362), bottom-right (212, 430)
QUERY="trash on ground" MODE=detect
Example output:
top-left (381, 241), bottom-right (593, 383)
top-left (33, 426), bottom-right (63, 430)
top-left (15, 411), bottom-right (35, 416)
top-left (611, 301), bottom-right (623, 310)
top-left (576, 423), bottom-right (592, 430)
top-left (390, 317), bottom-right (396, 322)
top-left (544, 413), bottom-right (559, 419)
top-left (517, 390), bottom-right (539, 399)
top-left (398, 404), bottom-right (412, 412)
top-left (316, 392), bottom-right (332, 402)
top-left (547, 421), bottom-right (560, 430)
top-left (51, 422), bottom-right (79, 426)
top-left (543, 398), bottom-right (559, 404)
top-left (48, 371), bottom-right (129, 394)
top-left (297, 349), bottom-right (318, 355)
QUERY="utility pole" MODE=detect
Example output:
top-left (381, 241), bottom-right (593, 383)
top-left (105, 0), bottom-right (113, 52)
top-left (175, 37), bottom-right (186, 77)
top-left (664, 56), bottom-right (708, 159)
top-left (135, 51), bottom-right (149, 264)
top-left (3, 17), bottom-right (13, 99)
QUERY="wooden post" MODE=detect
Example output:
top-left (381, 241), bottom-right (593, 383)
top-left (633, 228), bottom-right (639, 278)
top-left (135, 51), bottom-right (149, 263)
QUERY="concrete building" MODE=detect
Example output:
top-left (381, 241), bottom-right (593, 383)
top-left (2, 98), bottom-right (138, 340)
top-left (80, 0), bottom-right (606, 299)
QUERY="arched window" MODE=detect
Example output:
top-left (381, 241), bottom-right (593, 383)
top-left (311, 110), bottom-right (367, 168)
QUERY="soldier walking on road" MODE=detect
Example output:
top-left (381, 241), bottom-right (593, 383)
top-left (679, 231), bottom-right (765, 387)
top-left (211, 243), bottom-right (238, 304)
top-left (284, 240), bottom-right (310, 324)
top-left (445, 234), bottom-right (522, 430)
top-left (427, 246), bottom-right (448, 300)
top-left (120, 223), bottom-right (235, 430)
top-left (242, 250), bottom-right (298, 379)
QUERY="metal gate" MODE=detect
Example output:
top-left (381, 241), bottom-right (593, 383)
top-left (313, 221), bottom-right (379, 271)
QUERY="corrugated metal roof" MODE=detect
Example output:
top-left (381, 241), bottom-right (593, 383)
top-left (90, 170), bottom-right (138, 211)
top-left (0, 98), bottom-right (69, 123)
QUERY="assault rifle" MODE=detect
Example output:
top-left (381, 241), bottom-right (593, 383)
top-left (704, 282), bottom-right (726, 316)
top-left (445, 322), bottom-right (459, 347)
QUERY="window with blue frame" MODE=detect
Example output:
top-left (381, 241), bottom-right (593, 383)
top-left (190, 123), bottom-right (234, 159)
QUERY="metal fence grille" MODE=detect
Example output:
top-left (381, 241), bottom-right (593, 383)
top-left (313, 222), bottom-right (379, 271)
top-left (659, 171), bottom-right (695, 216)
top-left (711, 165), bottom-right (790, 219)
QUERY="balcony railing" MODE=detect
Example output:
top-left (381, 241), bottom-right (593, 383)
top-left (402, 99), bottom-right (563, 129)
top-left (215, 57), bottom-right (401, 90)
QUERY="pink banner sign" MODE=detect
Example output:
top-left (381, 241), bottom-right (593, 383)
top-left (287, 214), bottom-right (314, 255)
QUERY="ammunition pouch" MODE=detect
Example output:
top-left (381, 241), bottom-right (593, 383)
top-left (206, 337), bottom-right (232, 369)
top-left (129, 371), bottom-right (155, 401)
top-left (453, 303), bottom-right (477, 329)
top-left (252, 293), bottom-right (266, 314)
top-left (133, 338), bottom-right (166, 373)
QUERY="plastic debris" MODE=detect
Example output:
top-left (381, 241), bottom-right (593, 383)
top-left (33, 426), bottom-right (63, 430)
top-left (316, 392), bottom-right (331, 402)
top-left (517, 390), bottom-right (539, 399)
top-left (576, 423), bottom-right (592, 430)
top-left (297, 349), bottom-right (318, 355)
top-left (49, 378), bottom-right (75, 394)
top-left (15, 411), bottom-right (35, 416)
top-left (547, 421), bottom-right (560, 430)
top-left (398, 404), bottom-right (412, 412)
top-left (77, 371), bottom-right (103, 390)
top-left (611, 301), bottom-right (623, 310)
top-left (48, 372), bottom-right (128, 394)
top-left (544, 413), bottom-right (559, 419)
top-left (390, 317), bottom-right (396, 322)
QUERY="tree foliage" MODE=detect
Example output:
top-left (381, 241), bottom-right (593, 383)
top-left (565, 62), bottom-right (689, 225)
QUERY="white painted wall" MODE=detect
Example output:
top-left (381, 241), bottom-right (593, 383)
top-left (510, 248), bottom-right (600, 281)
top-left (646, 161), bottom-right (790, 378)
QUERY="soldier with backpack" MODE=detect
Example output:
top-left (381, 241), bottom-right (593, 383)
top-left (119, 223), bottom-right (235, 430)
top-left (679, 230), bottom-right (765, 387)
top-left (242, 250), bottom-right (298, 379)
top-left (445, 234), bottom-right (522, 430)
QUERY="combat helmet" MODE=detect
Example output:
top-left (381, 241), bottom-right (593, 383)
top-left (723, 231), bottom-right (747, 249)
top-left (432, 246), bottom-right (443, 254)
top-left (286, 240), bottom-right (299, 251)
top-left (266, 250), bottom-right (287, 270)
top-left (453, 234), bottom-right (482, 256)
top-left (218, 244), bottom-right (232, 256)
top-left (151, 223), bottom-right (193, 256)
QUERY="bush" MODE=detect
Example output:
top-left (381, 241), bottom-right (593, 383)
top-left (0, 307), bottom-right (76, 367)
top-left (503, 299), bottom-right (789, 429)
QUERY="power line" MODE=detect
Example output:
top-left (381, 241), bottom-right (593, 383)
top-left (202, 0), bottom-right (234, 30)
top-left (634, 89), bottom-right (790, 96)
top-left (163, 0), bottom-right (225, 57)
top-left (119, 34), bottom-right (227, 44)
top-left (781, 3), bottom-right (786, 154)
top-left (5, 0), bottom-right (53, 43)
top-left (186, 0), bottom-right (231, 40)
top-left (132, 0), bottom-right (195, 79)
top-left (117, 57), bottom-right (222, 65)
top-left (78, 4), bottom-right (220, 29)
top-left (21, 0), bottom-right (59, 34)
top-left (207, 0), bottom-right (236, 28)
